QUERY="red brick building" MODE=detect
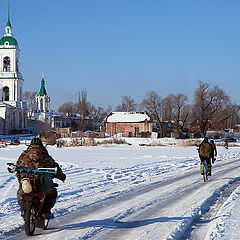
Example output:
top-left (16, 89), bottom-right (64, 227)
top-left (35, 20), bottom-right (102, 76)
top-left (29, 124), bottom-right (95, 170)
top-left (104, 112), bottom-right (156, 137)
top-left (189, 119), bottom-right (201, 133)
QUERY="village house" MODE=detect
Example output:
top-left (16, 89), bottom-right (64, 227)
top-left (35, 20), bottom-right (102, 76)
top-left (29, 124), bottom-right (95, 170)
top-left (104, 111), bottom-right (156, 137)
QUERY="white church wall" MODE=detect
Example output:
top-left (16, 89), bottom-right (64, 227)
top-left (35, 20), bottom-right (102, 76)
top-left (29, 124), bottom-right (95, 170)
top-left (0, 7), bottom-right (27, 134)
top-left (0, 106), bottom-right (6, 119)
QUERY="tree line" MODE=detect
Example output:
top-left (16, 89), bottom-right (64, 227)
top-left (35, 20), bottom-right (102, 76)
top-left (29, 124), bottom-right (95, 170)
top-left (24, 80), bottom-right (240, 138)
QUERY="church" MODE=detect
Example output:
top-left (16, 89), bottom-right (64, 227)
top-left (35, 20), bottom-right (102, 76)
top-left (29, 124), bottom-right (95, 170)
top-left (33, 77), bottom-right (74, 131)
top-left (0, 6), bottom-right (27, 134)
top-left (34, 76), bottom-right (52, 127)
top-left (0, 5), bottom-right (91, 135)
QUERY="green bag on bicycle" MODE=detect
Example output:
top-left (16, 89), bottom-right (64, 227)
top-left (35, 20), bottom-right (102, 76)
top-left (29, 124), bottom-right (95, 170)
top-left (39, 174), bottom-right (54, 194)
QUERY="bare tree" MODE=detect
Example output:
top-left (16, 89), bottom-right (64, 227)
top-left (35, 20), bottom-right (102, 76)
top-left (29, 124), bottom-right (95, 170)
top-left (23, 91), bottom-right (38, 118)
top-left (181, 104), bottom-right (192, 131)
top-left (227, 105), bottom-right (240, 129)
top-left (172, 94), bottom-right (188, 138)
top-left (211, 103), bottom-right (240, 131)
top-left (87, 105), bottom-right (112, 131)
top-left (58, 102), bottom-right (76, 130)
top-left (162, 94), bottom-right (175, 122)
top-left (141, 91), bottom-right (163, 137)
top-left (162, 94), bottom-right (175, 136)
top-left (192, 80), bottom-right (231, 137)
top-left (89, 105), bottom-right (112, 123)
top-left (162, 93), bottom-right (190, 138)
top-left (58, 102), bottom-right (76, 117)
top-left (74, 90), bottom-right (95, 131)
top-left (115, 95), bottom-right (137, 112)
top-left (76, 90), bottom-right (90, 117)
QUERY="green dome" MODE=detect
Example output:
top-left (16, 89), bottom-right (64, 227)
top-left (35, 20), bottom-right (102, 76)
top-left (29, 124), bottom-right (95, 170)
top-left (0, 36), bottom-right (18, 46)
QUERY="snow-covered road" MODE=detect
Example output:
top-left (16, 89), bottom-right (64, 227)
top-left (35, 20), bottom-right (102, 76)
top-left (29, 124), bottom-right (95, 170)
top-left (1, 140), bottom-right (240, 239)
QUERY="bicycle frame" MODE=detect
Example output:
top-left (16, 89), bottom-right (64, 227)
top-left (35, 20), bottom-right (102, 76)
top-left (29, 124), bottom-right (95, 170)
top-left (24, 189), bottom-right (48, 235)
top-left (200, 160), bottom-right (208, 182)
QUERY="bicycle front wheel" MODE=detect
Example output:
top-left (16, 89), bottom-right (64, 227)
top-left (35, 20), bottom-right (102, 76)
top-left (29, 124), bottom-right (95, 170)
top-left (24, 203), bottom-right (37, 236)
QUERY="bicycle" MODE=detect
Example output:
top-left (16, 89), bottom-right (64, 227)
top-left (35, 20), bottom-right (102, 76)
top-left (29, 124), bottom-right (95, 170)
top-left (7, 163), bottom-right (58, 236)
top-left (200, 160), bottom-right (208, 182)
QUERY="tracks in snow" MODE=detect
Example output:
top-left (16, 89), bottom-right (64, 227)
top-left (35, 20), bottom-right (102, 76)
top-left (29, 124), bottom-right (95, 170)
top-left (182, 178), bottom-right (240, 240)
top-left (96, 159), bottom-right (240, 240)
top-left (6, 158), bottom-right (240, 240)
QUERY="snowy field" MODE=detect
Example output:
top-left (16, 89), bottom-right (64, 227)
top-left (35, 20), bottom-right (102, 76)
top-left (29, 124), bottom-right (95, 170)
top-left (0, 138), bottom-right (240, 239)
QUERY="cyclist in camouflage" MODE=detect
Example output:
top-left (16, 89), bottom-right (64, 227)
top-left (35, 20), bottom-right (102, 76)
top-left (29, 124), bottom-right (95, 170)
top-left (17, 137), bottom-right (66, 218)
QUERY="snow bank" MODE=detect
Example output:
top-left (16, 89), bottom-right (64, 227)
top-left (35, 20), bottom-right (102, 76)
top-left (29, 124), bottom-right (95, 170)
top-left (206, 186), bottom-right (240, 240)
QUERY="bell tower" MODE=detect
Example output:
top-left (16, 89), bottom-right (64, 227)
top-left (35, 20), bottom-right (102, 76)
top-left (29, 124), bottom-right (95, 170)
top-left (34, 75), bottom-right (52, 128)
top-left (0, 4), bottom-right (25, 108)
top-left (0, 4), bottom-right (27, 134)
top-left (36, 76), bottom-right (50, 113)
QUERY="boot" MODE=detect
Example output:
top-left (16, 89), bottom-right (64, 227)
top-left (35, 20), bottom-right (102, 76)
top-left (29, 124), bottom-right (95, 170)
top-left (20, 208), bottom-right (25, 218)
top-left (42, 211), bottom-right (54, 219)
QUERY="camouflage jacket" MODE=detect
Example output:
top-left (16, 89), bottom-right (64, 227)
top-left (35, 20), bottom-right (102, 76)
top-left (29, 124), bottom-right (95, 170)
top-left (17, 144), bottom-right (66, 182)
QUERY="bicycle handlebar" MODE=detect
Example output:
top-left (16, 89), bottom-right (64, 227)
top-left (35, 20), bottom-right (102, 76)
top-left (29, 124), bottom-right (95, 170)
top-left (7, 163), bottom-right (57, 174)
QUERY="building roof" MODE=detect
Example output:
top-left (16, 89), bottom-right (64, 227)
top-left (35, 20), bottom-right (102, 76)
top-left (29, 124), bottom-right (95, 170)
top-left (39, 78), bottom-right (47, 96)
top-left (6, 4), bottom-right (11, 27)
top-left (0, 5), bottom-right (17, 47)
top-left (0, 36), bottom-right (18, 46)
top-left (52, 111), bottom-right (60, 117)
top-left (0, 102), bottom-right (13, 108)
top-left (106, 112), bottom-right (151, 123)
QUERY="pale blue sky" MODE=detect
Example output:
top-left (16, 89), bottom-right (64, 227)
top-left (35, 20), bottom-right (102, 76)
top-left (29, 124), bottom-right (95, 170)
top-left (1, 0), bottom-right (240, 110)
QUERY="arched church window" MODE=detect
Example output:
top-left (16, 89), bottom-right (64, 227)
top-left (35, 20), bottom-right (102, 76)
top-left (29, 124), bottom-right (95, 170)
top-left (40, 98), bottom-right (43, 111)
top-left (20, 87), bottom-right (22, 101)
top-left (3, 56), bottom-right (11, 72)
top-left (2, 86), bottom-right (9, 101)
top-left (16, 59), bottom-right (19, 72)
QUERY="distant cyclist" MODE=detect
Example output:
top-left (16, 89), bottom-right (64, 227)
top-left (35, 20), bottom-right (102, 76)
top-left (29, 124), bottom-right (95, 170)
top-left (198, 137), bottom-right (212, 176)
top-left (210, 140), bottom-right (217, 163)
top-left (224, 138), bottom-right (228, 149)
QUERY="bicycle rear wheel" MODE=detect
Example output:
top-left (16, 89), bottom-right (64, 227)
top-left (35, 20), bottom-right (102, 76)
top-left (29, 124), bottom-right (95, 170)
top-left (24, 203), bottom-right (37, 236)
top-left (202, 163), bottom-right (208, 182)
top-left (203, 170), bottom-right (208, 182)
